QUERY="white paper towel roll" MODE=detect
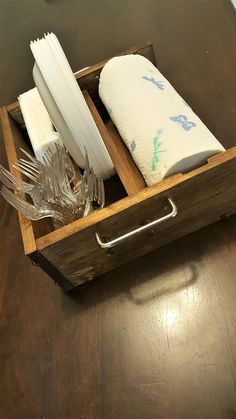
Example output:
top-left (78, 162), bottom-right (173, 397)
top-left (99, 54), bottom-right (225, 186)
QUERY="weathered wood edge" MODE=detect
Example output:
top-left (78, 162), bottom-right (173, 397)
top-left (0, 106), bottom-right (36, 255)
top-left (29, 251), bottom-right (77, 291)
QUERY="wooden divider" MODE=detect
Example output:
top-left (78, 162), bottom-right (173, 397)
top-left (82, 90), bottom-right (146, 195)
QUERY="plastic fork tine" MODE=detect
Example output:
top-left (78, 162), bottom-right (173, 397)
top-left (94, 175), bottom-right (98, 202)
top-left (0, 170), bottom-right (23, 192)
top-left (0, 164), bottom-right (16, 181)
top-left (47, 147), bottom-right (53, 157)
top-left (13, 166), bottom-right (37, 181)
top-left (14, 161), bottom-right (39, 175)
top-left (1, 186), bottom-right (27, 211)
top-left (42, 155), bottom-right (48, 166)
top-left (43, 151), bottom-right (52, 166)
top-left (98, 178), bottom-right (102, 205)
top-left (0, 170), bottom-right (15, 190)
top-left (1, 186), bottom-right (64, 222)
top-left (44, 150), bottom-right (51, 160)
top-left (19, 148), bottom-right (44, 168)
top-left (0, 165), bottom-right (33, 191)
top-left (2, 186), bottom-right (25, 206)
top-left (22, 164), bottom-right (40, 177)
top-left (18, 159), bottom-right (41, 173)
top-left (99, 178), bottom-right (105, 208)
top-left (97, 178), bottom-right (102, 205)
top-left (16, 160), bottom-right (40, 174)
top-left (0, 167), bottom-right (20, 188)
top-left (13, 164), bottom-right (38, 182)
top-left (13, 162), bottom-right (34, 176)
top-left (0, 165), bottom-right (15, 183)
top-left (19, 149), bottom-right (45, 171)
top-left (94, 178), bottom-right (99, 204)
top-left (20, 147), bottom-right (38, 163)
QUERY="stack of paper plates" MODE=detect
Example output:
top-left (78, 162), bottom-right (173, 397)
top-left (31, 33), bottom-right (114, 179)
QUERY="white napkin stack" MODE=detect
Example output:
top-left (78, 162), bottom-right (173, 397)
top-left (18, 87), bottom-right (61, 162)
top-left (30, 33), bottom-right (114, 179)
top-left (32, 62), bottom-right (85, 168)
top-left (99, 54), bottom-right (225, 186)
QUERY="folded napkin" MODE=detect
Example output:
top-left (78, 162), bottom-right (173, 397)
top-left (18, 87), bottom-right (61, 162)
top-left (99, 54), bottom-right (225, 186)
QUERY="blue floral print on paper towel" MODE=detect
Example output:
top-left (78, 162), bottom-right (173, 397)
top-left (142, 76), bottom-right (165, 91)
top-left (169, 115), bottom-right (196, 131)
top-left (130, 140), bottom-right (136, 153)
top-left (151, 130), bottom-right (166, 171)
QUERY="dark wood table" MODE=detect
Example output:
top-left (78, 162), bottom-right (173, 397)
top-left (1, 1), bottom-right (236, 418)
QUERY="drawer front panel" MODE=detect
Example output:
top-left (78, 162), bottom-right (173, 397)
top-left (40, 157), bottom-right (236, 285)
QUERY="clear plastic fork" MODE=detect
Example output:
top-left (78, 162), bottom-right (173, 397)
top-left (0, 164), bottom-right (34, 192)
top-left (1, 185), bottom-right (64, 222)
top-left (13, 161), bottom-right (40, 182)
top-left (0, 145), bottom-right (105, 227)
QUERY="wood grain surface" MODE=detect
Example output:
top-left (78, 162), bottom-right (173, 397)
top-left (1, 1), bottom-right (236, 418)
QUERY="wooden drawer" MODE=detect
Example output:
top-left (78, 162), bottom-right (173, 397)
top-left (1, 42), bottom-right (236, 291)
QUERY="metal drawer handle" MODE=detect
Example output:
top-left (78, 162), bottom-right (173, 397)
top-left (95, 197), bottom-right (178, 249)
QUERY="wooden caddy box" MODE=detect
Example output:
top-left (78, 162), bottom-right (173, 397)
top-left (1, 42), bottom-right (236, 291)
